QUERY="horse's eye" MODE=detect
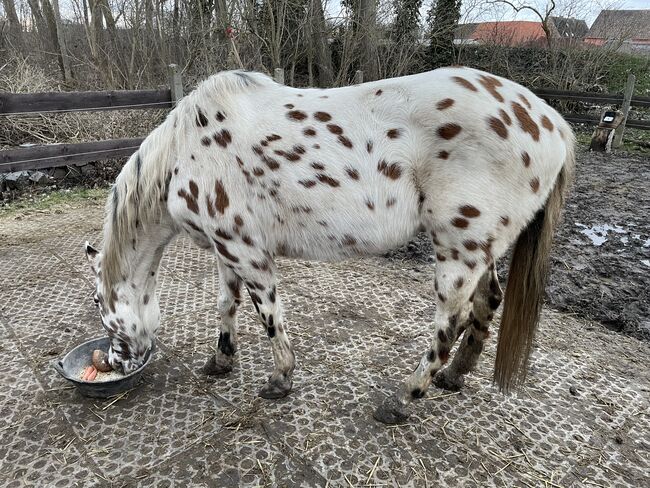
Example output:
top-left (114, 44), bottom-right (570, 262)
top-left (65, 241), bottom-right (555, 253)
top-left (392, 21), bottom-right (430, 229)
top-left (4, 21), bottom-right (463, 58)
top-left (93, 295), bottom-right (100, 305)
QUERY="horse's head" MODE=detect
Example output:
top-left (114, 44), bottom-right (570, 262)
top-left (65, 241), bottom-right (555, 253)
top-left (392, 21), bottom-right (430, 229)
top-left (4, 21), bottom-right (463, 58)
top-left (84, 242), bottom-right (158, 374)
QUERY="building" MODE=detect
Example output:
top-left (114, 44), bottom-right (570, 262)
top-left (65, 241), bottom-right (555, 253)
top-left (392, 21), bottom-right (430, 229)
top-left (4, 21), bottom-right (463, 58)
top-left (584, 10), bottom-right (650, 54)
top-left (454, 17), bottom-right (588, 47)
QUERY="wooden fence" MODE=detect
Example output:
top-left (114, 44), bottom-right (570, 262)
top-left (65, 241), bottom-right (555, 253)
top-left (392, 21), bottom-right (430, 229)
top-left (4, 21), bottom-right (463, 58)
top-left (1, 68), bottom-right (648, 174)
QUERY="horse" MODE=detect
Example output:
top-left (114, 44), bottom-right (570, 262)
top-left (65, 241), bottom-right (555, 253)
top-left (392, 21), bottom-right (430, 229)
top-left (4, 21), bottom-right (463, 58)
top-left (84, 67), bottom-right (574, 424)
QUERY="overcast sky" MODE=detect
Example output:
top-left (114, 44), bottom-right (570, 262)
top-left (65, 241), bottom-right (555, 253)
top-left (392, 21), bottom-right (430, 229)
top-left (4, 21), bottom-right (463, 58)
top-left (325, 0), bottom-right (649, 28)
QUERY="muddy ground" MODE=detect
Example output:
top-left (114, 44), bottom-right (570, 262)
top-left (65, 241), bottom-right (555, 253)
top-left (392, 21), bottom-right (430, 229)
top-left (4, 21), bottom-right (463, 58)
top-left (387, 148), bottom-right (650, 341)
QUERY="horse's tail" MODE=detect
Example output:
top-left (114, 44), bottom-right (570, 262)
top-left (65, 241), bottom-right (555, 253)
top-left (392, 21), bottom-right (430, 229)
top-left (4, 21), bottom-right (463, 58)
top-left (494, 135), bottom-right (575, 392)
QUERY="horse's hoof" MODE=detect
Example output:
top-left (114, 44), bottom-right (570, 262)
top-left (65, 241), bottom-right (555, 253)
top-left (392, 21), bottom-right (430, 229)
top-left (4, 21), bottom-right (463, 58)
top-left (258, 378), bottom-right (292, 399)
top-left (201, 355), bottom-right (233, 376)
top-left (373, 398), bottom-right (410, 425)
top-left (433, 369), bottom-right (464, 392)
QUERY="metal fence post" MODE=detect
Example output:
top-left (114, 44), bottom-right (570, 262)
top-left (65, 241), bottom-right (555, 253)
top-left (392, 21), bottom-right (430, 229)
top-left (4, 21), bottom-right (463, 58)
top-left (613, 73), bottom-right (635, 148)
top-left (274, 68), bottom-right (285, 84)
top-left (354, 70), bottom-right (364, 84)
top-left (168, 64), bottom-right (183, 107)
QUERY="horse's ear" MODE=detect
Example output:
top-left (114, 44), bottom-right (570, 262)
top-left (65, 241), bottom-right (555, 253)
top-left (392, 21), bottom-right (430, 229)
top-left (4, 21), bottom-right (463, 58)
top-left (85, 241), bottom-right (99, 269)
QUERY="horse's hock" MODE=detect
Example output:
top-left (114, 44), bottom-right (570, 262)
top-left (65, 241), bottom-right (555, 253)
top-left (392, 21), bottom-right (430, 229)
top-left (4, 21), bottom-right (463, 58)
top-left (0, 201), bottom-right (648, 487)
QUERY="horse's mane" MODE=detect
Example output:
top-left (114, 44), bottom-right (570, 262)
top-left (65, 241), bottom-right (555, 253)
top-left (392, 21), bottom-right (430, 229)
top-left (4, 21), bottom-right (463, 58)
top-left (101, 70), bottom-right (271, 298)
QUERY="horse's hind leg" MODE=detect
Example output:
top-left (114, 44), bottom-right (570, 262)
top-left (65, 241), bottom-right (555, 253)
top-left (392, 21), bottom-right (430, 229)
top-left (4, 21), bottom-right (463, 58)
top-left (235, 253), bottom-right (295, 399)
top-left (203, 259), bottom-right (242, 375)
top-left (434, 263), bottom-right (503, 391)
top-left (374, 259), bottom-right (486, 424)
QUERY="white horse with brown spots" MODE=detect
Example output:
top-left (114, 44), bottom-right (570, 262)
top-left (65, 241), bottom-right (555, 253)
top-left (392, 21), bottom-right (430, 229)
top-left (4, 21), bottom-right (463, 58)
top-left (84, 67), bottom-right (574, 424)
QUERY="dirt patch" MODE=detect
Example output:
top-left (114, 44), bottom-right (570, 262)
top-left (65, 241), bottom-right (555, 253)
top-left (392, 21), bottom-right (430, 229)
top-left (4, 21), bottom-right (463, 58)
top-left (386, 148), bottom-right (650, 341)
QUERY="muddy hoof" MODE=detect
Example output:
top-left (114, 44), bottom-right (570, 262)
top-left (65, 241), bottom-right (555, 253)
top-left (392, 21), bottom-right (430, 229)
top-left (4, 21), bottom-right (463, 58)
top-left (433, 369), bottom-right (464, 392)
top-left (258, 378), bottom-right (292, 399)
top-left (373, 397), bottom-right (409, 425)
top-left (201, 355), bottom-right (233, 376)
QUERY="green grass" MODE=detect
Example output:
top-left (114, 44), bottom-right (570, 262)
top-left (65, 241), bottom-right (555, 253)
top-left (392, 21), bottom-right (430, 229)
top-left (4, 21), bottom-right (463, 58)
top-left (0, 186), bottom-right (109, 219)
top-left (573, 127), bottom-right (650, 155)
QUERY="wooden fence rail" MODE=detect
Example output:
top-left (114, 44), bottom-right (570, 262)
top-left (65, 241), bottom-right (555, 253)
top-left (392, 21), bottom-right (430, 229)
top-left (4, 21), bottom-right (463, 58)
top-left (1, 71), bottom-right (648, 174)
top-left (0, 89), bottom-right (172, 114)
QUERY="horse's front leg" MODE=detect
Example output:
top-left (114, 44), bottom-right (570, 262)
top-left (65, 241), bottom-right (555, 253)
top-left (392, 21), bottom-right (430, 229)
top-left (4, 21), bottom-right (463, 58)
top-left (203, 258), bottom-right (242, 375)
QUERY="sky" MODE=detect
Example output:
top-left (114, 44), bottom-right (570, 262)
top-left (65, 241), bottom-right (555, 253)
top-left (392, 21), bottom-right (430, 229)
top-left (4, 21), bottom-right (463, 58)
top-left (324, 0), bottom-right (649, 28)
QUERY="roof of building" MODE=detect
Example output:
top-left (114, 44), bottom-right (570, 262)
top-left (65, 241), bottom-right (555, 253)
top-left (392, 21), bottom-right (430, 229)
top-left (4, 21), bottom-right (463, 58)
top-left (586, 10), bottom-right (650, 40)
top-left (470, 21), bottom-right (547, 45)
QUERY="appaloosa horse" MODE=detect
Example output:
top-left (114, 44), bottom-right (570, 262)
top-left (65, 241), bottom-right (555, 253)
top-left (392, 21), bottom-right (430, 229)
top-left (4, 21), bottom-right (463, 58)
top-left (84, 67), bottom-right (574, 424)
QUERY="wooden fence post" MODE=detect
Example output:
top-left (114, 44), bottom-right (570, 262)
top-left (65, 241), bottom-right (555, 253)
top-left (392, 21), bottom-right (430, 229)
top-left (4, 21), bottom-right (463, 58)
top-left (168, 64), bottom-right (183, 107)
top-left (354, 70), bottom-right (364, 84)
top-left (613, 73), bottom-right (635, 148)
top-left (274, 68), bottom-right (285, 84)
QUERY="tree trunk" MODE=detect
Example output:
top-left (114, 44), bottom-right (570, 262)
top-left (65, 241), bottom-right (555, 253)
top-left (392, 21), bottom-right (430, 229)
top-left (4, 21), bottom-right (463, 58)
top-left (26, 0), bottom-right (49, 41)
top-left (50, 0), bottom-right (73, 83)
top-left (310, 0), bottom-right (334, 87)
top-left (358, 0), bottom-right (379, 80)
top-left (2, 0), bottom-right (22, 47)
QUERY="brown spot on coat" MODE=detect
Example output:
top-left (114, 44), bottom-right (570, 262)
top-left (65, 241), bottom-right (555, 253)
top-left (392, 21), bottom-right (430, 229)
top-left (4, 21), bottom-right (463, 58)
top-left (284, 103), bottom-right (294, 109)
top-left (287, 110), bottom-right (307, 121)
top-left (460, 205), bottom-right (481, 218)
top-left (311, 162), bottom-right (325, 170)
top-left (366, 141), bottom-right (373, 153)
top-left (438, 150), bottom-right (450, 159)
top-left (499, 109), bottom-right (512, 125)
top-left (375, 89), bottom-right (383, 96)
top-left (214, 129), bottom-right (232, 148)
top-left (436, 98), bottom-right (455, 110)
top-left (316, 174), bottom-right (340, 187)
top-left (452, 217), bottom-right (469, 228)
top-left (234, 215), bottom-right (244, 227)
top-left (338, 135), bottom-right (353, 148)
top-left (189, 180), bottom-right (199, 199)
top-left (327, 124), bottom-right (343, 135)
top-left (216, 111), bottom-right (225, 122)
top-left (436, 253), bottom-right (446, 262)
top-left (178, 189), bottom-right (199, 214)
top-left (438, 123), bottom-right (462, 140)
top-left (541, 115), bottom-right (554, 131)
top-left (262, 155), bottom-right (281, 171)
top-left (346, 167), bottom-right (360, 180)
top-left (253, 167), bottom-right (264, 177)
top-left (453, 76), bottom-right (478, 92)
top-left (386, 197), bottom-right (396, 207)
top-left (464, 260), bottom-right (476, 270)
top-left (500, 216), bottom-right (510, 226)
top-left (215, 242), bottom-right (239, 262)
top-left (299, 180), bottom-right (316, 188)
top-left (386, 128), bottom-right (401, 139)
top-left (518, 94), bottom-right (532, 109)
top-left (454, 277), bottom-right (464, 289)
top-left (522, 151), bottom-right (531, 167)
top-left (196, 108), bottom-right (208, 127)
top-left (511, 102), bottom-right (540, 141)
top-left (342, 235), bottom-right (357, 246)
top-left (303, 128), bottom-right (317, 137)
top-left (214, 179), bottom-right (229, 213)
top-left (366, 200), bottom-right (375, 210)
top-left (488, 116), bottom-right (508, 139)
top-left (464, 240), bottom-right (478, 251)
top-left (451, 249), bottom-right (459, 260)
top-left (215, 228), bottom-right (232, 240)
top-left (377, 160), bottom-right (402, 180)
top-left (530, 177), bottom-right (540, 193)
top-left (206, 195), bottom-right (216, 217)
top-left (313, 111), bottom-right (332, 122)
top-left (201, 136), bottom-right (211, 146)
top-left (478, 75), bottom-right (504, 102)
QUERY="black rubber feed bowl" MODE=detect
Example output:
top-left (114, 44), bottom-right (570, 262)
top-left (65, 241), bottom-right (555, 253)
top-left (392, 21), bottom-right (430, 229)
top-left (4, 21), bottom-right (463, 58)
top-left (53, 337), bottom-right (153, 399)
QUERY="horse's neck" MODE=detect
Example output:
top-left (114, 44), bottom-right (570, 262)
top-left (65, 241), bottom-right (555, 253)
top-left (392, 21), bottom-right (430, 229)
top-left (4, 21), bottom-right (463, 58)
top-left (121, 219), bottom-right (177, 290)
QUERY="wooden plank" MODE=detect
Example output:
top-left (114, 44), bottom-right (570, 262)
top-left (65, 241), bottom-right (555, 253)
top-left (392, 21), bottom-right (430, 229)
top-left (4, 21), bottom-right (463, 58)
top-left (532, 89), bottom-right (650, 108)
top-left (563, 114), bottom-right (649, 130)
top-left (0, 90), bottom-right (172, 114)
top-left (0, 138), bottom-right (143, 173)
